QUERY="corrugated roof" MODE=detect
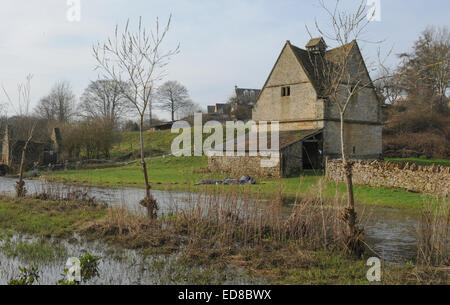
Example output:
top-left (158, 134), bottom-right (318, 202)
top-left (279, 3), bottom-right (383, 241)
top-left (209, 129), bottom-right (323, 153)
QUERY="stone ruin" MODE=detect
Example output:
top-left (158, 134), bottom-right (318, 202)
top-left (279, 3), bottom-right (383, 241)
top-left (0, 126), bottom-right (63, 175)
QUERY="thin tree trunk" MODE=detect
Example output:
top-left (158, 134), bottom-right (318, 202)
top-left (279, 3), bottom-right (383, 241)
top-left (340, 112), bottom-right (346, 162)
top-left (149, 104), bottom-right (152, 128)
top-left (139, 116), bottom-right (151, 198)
top-left (16, 141), bottom-right (29, 197)
top-left (171, 98), bottom-right (175, 122)
top-left (171, 105), bottom-right (174, 121)
top-left (139, 116), bottom-right (158, 219)
top-left (340, 112), bottom-right (356, 233)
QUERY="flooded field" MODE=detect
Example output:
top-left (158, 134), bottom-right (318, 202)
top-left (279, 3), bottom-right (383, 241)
top-left (0, 176), bottom-right (427, 266)
top-left (0, 232), bottom-right (260, 285)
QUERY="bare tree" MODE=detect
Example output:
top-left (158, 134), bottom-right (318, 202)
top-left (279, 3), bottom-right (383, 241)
top-left (0, 102), bottom-right (6, 123)
top-left (397, 26), bottom-right (449, 113)
top-left (79, 79), bottom-right (132, 127)
top-left (308, 0), bottom-right (388, 251)
top-left (228, 93), bottom-right (258, 121)
top-left (2, 75), bottom-right (36, 197)
top-left (35, 81), bottom-right (76, 123)
top-left (177, 99), bottom-right (201, 120)
top-left (375, 68), bottom-right (403, 105)
top-left (156, 80), bottom-right (191, 121)
top-left (93, 16), bottom-right (179, 218)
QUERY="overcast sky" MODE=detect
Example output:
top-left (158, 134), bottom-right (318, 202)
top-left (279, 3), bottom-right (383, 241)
top-left (0, 0), bottom-right (448, 120)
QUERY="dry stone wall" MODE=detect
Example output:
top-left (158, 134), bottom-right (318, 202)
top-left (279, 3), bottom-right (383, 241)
top-left (326, 159), bottom-right (449, 196)
top-left (208, 156), bottom-right (281, 178)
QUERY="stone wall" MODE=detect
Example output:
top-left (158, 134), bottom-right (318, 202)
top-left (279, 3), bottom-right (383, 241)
top-left (323, 121), bottom-right (382, 159)
top-left (326, 159), bottom-right (449, 196)
top-left (208, 156), bottom-right (281, 178)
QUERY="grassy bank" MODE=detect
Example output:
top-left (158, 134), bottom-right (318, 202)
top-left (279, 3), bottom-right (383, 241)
top-left (1, 194), bottom-right (444, 285)
top-left (41, 155), bottom-right (439, 212)
top-left (0, 195), bottom-right (107, 237)
top-left (111, 130), bottom-right (178, 160)
top-left (385, 157), bottom-right (450, 167)
top-left (110, 129), bottom-right (230, 160)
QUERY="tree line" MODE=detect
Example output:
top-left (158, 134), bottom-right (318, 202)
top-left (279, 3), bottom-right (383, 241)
top-left (1, 77), bottom-right (200, 160)
top-left (376, 26), bottom-right (449, 158)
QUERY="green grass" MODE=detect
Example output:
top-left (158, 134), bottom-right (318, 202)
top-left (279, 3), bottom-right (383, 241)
top-left (256, 250), bottom-right (416, 285)
top-left (0, 196), bottom-right (107, 237)
top-left (111, 129), bottom-right (230, 160)
top-left (49, 156), bottom-right (212, 188)
top-left (111, 130), bottom-right (178, 159)
top-left (42, 155), bottom-right (440, 212)
top-left (0, 237), bottom-right (68, 263)
top-left (386, 157), bottom-right (450, 167)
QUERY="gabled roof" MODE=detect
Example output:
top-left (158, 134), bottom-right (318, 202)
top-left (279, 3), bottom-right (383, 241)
top-left (290, 44), bottom-right (323, 95)
top-left (256, 39), bottom-right (361, 102)
top-left (290, 40), bottom-right (358, 97)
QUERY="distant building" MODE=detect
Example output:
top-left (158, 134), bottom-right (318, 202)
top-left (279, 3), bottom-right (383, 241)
top-left (229, 86), bottom-right (261, 120)
top-left (206, 103), bottom-right (231, 121)
top-left (149, 121), bottom-right (174, 131)
top-left (214, 103), bottom-right (231, 115)
top-left (206, 86), bottom-right (261, 121)
top-left (207, 106), bottom-right (216, 114)
top-left (232, 86), bottom-right (261, 110)
top-left (1, 126), bottom-right (62, 169)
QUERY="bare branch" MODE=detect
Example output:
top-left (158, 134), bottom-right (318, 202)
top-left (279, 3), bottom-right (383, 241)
top-left (92, 15), bottom-right (179, 214)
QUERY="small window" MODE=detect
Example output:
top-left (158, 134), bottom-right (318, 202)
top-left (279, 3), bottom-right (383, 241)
top-left (281, 86), bottom-right (291, 97)
top-left (352, 146), bottom-right (356, 154)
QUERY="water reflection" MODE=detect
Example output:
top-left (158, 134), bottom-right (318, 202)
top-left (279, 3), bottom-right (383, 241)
top-left (0, 233), bottom-right (258, 285)
top-left (0, 177), bottom-right (421, 263)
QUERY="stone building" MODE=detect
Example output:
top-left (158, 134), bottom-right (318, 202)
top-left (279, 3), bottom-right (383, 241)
top-left (208, 128), bottom-right (323, 178)
top-left (1, 126), bottom-right (62, 170)
top-left (229, 86), bottom-right (261, 120)
top-left (207, 86), bottom-right (261, 121)
top-left (231, 86), bottom-right (261, 110)
top-left (206, 103), bottom-right (232, 121)
top-left (208, 37), bottom-right (382, 177)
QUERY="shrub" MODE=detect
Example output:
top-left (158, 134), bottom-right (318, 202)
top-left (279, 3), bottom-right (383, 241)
top-left (8, 265), bottom-right (40, 285)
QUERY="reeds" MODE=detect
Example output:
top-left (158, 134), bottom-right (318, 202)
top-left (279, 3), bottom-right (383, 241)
top-left (416, 198), bottom-right (449, 267)
top-left (86, 182), bottom-right (360, 261)
top-left (30, 182), bottom-right (98, 205)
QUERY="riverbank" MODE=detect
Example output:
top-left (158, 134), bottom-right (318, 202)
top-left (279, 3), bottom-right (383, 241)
top-left (38, 156), bottom-right (441, 213)
top-left (0, 194), bottom-right (447, 285)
